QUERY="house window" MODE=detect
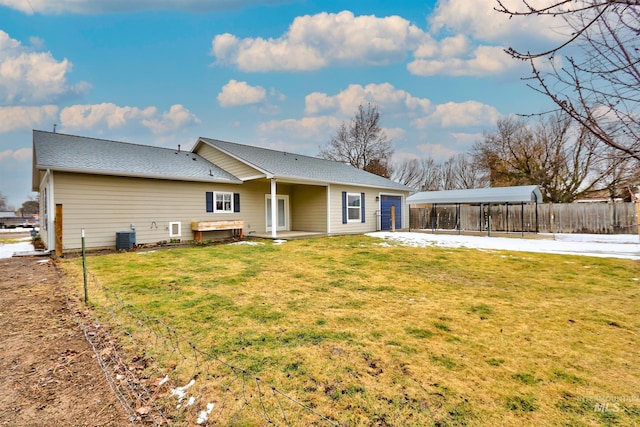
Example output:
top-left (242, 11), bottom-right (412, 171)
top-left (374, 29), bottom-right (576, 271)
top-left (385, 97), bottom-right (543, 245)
top-left (215, 192), bottom-right (233, 212)
top-left (347, 193), bottom-right (361, 222)
top-left (206, 192), bottom-right (240, 213)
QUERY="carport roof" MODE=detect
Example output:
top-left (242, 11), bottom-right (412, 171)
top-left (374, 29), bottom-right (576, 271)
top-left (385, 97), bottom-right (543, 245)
top-left (407, 185), bottom-right (543, 205)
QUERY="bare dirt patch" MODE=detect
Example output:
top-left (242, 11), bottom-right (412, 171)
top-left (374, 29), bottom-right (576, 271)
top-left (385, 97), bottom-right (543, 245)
top-left (0, 256), bottom-right (130, 427)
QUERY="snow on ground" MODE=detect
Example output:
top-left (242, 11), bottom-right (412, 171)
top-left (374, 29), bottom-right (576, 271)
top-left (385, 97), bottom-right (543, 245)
top-left (0, 227), bottom-right (38, 259)
top-left (367, 232), bottom-right (640, 260)
top-left (0, 238), bottom-right (34, 259)
top-left (2, 231), bottom-right (638, 260)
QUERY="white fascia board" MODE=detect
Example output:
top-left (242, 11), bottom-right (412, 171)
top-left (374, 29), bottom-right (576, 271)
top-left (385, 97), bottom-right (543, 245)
top-left (35, 165), bottom-right (242, 184)
top-left (195, 138), bottom-right (273, 178)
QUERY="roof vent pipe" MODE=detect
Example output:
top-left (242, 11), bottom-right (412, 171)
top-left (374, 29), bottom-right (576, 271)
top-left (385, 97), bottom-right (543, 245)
top-left (178, 144), bottom-right (181, 152)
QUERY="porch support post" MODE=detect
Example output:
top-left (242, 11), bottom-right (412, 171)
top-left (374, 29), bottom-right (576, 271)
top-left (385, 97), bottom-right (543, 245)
top-left (271, 178), bottom-right (277, 238)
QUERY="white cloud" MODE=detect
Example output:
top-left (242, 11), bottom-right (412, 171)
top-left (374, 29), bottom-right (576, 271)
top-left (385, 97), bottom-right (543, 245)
top-left (0, 105), bottom-right (58, 132)
top-left (212, 10), bottom-right (427, 72)
top-left (429, 0), bottom-right (566, 46)
top-left (0, 147), bottom-right (31, 162)
top-left (305, 83), bottom-right (431, 117)
top-left (0, 0), bottom-right (289, 14)
top-left (416, 143), bottom-right (459, 160)
top-left (0, 30), bottom-right (89, 105)
top-left (413, 100), bottom-right (500, 129)
top-left (258, 116), bottom-right (341, 142)
top-left (142, 104), bottom-right (201, 134)
top-left (59, 103), bottom-right (201, 135)
top-left (449, 131), bottom-right (483, 146)
top-left (217, 80), bottom-right (267, 107)
top-left (59, 103), bottom-right (156, 130)
top-left (408, 45), bottom-right (520, 77)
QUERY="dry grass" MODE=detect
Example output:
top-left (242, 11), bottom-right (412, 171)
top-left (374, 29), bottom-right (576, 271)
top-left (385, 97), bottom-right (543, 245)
top-left (62, 235), bottom-right (640, 426)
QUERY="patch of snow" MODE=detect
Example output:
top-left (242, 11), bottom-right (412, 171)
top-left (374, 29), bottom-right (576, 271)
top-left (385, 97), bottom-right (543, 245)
top-left (366, 232), bottom-right (640, 260)
top-left (0, 240), bottom-right (34, 259)
top-left (186, 396), bottom-right (196, 406)
top-left (171, 378), bottom-right (196, 405)
top-left (231, 241), bottom-right (264, 246)
top-left (197, 403), bottom-right (215, 425)
top-left (158, 375), bottom-right (169, 386)
top-left (273, 239), bottom-right (287, 245)
top-left (0, 227), bottom-right (39, 233)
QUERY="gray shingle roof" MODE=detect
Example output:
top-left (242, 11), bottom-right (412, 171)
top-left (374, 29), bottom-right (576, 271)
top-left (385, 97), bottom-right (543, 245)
top-left (198, 137), bottom-right (411, 191)
top-left (407, 185), bottom-right (543, 205)
top-left (33, 131), bottom-right (241, 184)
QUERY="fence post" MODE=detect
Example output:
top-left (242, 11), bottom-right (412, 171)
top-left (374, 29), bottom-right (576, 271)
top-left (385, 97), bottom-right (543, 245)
top-left (82, 229), bottom-right (88, 304)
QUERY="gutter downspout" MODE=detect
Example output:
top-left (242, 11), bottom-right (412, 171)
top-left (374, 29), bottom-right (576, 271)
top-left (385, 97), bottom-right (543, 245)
top-left (41, 169), bottom-right (55, 250)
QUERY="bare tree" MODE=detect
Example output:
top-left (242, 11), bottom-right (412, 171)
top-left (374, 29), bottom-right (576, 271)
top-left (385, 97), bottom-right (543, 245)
top-left (472, 113), bottom-right (623, 202)
top-left (19, 194), bottom-right (39, 216)
top-left (394, 154), bottom-right (488, 191)
top-left (442, 153), bottom-right (489, 190)
top-left (393, 157), bottom-right (443, 190)
top-left (496, 0), bottom-right (640, 161)
top-left (320, 103), bottom-right (394, 177)
top-left (0, 192), bottom-right (9, 211)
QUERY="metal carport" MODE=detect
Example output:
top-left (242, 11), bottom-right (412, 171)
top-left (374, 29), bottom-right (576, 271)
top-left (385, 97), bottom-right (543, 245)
top-left (407, 185), bottom-right (543, 236)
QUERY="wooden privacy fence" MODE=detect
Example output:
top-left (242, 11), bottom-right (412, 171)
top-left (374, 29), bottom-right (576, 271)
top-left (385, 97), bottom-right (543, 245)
top-left (410, 202), bottom-right (639, 234)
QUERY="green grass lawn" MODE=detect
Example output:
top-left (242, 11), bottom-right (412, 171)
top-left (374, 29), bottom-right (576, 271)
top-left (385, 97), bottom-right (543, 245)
top-left (63, 235), bottom-right (640, 426)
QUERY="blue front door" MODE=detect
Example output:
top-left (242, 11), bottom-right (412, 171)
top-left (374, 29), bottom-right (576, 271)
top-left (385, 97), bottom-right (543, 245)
top-left (380, 195), bottom-right (402, 230)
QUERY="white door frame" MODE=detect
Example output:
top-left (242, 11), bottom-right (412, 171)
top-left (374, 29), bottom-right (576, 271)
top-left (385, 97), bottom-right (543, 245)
top-left (266, 194), bottom-right (290, 232)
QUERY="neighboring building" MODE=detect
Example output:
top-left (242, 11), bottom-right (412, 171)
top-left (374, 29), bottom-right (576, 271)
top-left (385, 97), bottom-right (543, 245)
top-left (0, 211), bottom-right (37, 228)
top-left (32, 131), bottom-right (411, 251)
top-left (0, 211), bottom-right (16, 229)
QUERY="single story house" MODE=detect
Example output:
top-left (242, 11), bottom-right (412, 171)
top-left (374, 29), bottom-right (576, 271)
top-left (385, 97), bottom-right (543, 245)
top-left (32, 130), bottom-right (411, 252)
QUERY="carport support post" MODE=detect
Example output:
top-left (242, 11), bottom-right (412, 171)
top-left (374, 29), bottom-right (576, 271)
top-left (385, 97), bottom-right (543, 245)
top-left (487, 203), bottom-right (491, 237)
top-left (81, 229), bottom-right (88, 304)
top-left (521, 202), bottom-right (524, 237)
top-left (506, 203), bottom-right (509, 233)
top-left (432, 203), bottom-right (437, 233)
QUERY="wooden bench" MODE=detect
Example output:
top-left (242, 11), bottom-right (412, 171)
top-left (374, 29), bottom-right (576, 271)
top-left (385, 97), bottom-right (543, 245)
top-left (191, 220), bottom-right (244, 243)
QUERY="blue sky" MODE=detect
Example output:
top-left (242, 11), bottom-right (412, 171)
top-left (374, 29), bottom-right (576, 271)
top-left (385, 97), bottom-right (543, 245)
top-left (0, 0), bottom-right (569, 208)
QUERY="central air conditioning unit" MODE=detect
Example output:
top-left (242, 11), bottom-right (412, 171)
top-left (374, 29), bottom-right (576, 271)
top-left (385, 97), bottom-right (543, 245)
top-left (116, 231), bottom-right (136, 250)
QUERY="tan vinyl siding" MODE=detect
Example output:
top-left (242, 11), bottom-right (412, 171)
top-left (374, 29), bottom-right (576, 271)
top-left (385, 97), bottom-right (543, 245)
top-left (290, 185), bottom-right (327, 232)
top-left (329, 185), bottom-right (377, 234)
top-left (196, 143), bottom-right (263, 180)
top-left (52, 172), bottom-right (269, 250)
top-left (329, 185), bottom-right (410, 234)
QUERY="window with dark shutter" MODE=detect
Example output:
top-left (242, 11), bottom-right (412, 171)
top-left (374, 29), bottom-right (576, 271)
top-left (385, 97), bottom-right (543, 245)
top-left (206, 192), bottom-right (214, 212)
top-left (234, 193), bottom-right (240, 212)
top-left (342, 192), bottom-right (347, 224)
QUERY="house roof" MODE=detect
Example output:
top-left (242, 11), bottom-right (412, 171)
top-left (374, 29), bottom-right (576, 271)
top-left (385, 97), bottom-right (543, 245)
top-left (0, 212), bottom-right (17, 218)
top-left (32, 131), bottom-right (241, 190)
top-left (407, 185), bottom-right (543, 205)
top-left (196, 137), bottom-right (411, 191)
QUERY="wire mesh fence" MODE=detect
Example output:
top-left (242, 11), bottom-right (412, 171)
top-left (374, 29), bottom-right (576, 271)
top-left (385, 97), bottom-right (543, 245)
top-left (67, 269), bottom-right (341, 426)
